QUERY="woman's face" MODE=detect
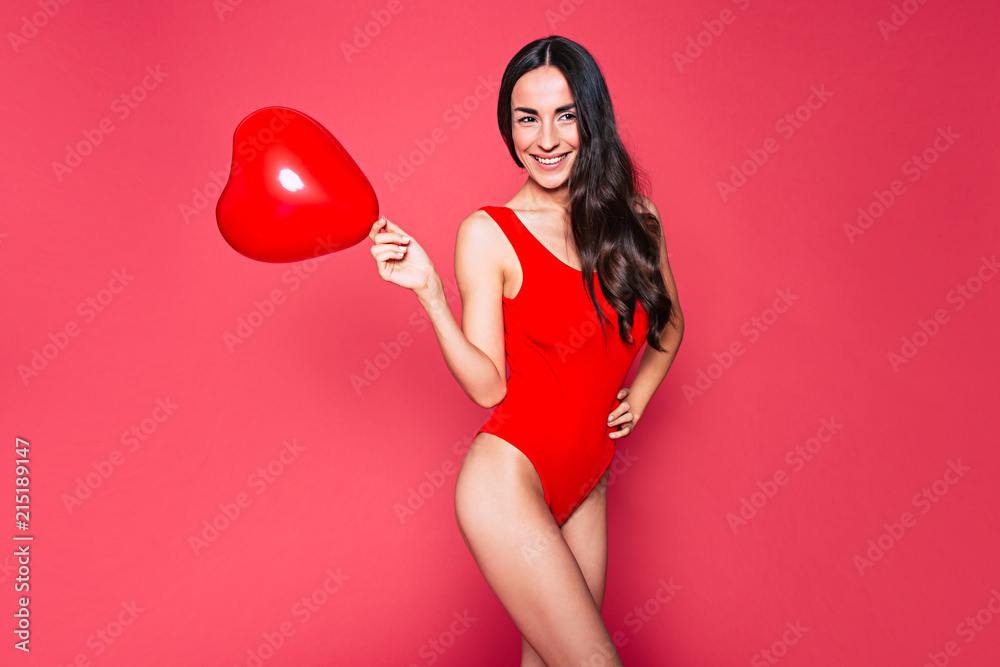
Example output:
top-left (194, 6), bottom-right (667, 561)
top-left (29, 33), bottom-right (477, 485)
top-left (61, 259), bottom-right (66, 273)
top-left (510, 66), bottom-right (579, 190)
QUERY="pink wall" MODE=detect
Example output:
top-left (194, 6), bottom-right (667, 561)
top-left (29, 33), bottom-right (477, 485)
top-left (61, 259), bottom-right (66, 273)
top-left (3, 0), bottom-right (999, 665)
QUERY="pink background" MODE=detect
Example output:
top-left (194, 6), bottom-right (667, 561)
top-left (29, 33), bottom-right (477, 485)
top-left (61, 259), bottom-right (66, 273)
top-left (3, 0), bottom-right (999, 665)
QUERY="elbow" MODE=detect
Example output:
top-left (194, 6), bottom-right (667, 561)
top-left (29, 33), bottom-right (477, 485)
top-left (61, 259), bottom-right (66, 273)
top-left (476, 383), bottom-right (506, 409)
top-left (658, 310), bottom-right (684, 351)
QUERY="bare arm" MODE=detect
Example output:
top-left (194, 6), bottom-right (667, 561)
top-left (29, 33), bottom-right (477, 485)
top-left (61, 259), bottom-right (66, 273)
top-left (412, 211), bottom-right (508, 408)
top-left (622, 196), bottom-right (684, 423)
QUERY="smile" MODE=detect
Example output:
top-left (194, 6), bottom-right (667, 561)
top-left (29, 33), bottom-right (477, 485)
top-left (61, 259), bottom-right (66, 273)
top-left (532, 153), bottom-right (568, 165)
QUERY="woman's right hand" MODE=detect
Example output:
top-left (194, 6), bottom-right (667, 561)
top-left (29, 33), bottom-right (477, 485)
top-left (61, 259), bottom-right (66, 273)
top-left (369, 216), bottom-right (436, 293)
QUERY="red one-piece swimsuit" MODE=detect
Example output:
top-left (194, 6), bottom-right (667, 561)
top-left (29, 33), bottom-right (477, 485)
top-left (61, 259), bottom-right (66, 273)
top-left (475, 206), bottom-right (650, 527)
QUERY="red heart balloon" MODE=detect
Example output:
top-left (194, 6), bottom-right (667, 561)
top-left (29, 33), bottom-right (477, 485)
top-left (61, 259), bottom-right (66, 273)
top-left (216, 106), bottom-right (379, 263)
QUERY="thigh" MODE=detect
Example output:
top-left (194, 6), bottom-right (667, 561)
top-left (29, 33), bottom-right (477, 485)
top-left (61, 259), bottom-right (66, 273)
top-left (561, 468), bottom-right (611, 609)
top-left (454, 433), bottom-right (566, 581)
top-left (520, 469), bottom-right (613, 667)
top-left (455, 433), bottom-right (621, 666)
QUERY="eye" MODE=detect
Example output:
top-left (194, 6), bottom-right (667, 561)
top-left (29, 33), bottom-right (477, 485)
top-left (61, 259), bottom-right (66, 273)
top-left (515, 113), bottom-right (575, 124)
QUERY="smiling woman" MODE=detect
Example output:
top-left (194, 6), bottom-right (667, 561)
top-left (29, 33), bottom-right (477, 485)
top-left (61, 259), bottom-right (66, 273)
top-left (369, 35), bottom-right (683, 666)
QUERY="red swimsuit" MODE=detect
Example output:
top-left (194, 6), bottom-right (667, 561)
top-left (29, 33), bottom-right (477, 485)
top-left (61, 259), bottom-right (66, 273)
top-left (475, 206), bottom-right (650, 526)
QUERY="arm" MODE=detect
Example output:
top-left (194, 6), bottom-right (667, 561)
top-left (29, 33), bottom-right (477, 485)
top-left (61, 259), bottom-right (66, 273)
top-left (623, 196), bottom-right (684, 423)
top-left (413, 211), bottom-right (508, 408)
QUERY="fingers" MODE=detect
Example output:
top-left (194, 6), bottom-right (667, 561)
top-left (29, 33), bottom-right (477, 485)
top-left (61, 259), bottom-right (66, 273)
top-left (369, 216), bottom-right (410, 240)
top-left (610, 423), bottom-right (632, 439)
top-left (370, 215), bottom-right (406, 235)
top-left (609, 387), bottom-right (636, 438)
top-left (369, 216), bottom-right (410, 265)
top-left (371, 231), bottom-right (410, 248)
top-left (370, 221), bottom-right (410, 246)
top-left (608, 396), bottom-right (630, 423)
top-left (607, 410), bottom-right (632, 427)
top-left (372, 243), bottom-right (407, 264)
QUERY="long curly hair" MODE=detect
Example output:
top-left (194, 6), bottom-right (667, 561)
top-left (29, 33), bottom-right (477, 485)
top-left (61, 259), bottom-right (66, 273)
top-left (497, 35), bottom-right (676, 352)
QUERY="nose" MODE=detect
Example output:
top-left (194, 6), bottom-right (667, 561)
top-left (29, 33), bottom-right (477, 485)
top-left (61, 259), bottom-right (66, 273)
top-left (539, 118), bottom-right (559, 152)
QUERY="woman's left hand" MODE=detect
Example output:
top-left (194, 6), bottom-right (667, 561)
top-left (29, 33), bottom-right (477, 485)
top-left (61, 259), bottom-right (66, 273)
top-left (607, 387), bottom-right (638, 439)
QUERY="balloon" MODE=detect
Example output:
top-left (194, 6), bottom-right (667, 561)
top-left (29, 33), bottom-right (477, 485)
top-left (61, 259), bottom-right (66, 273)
top-left (216, 106), bottom-right (379, 263)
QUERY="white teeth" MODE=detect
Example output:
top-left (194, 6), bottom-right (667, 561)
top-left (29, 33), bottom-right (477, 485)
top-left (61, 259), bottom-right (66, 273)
top-left (533, 154), bottom-right (566, 165)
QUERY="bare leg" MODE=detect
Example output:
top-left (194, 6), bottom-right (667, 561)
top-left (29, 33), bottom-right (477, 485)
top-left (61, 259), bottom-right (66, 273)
top-left (455, 434), bottom-right (622, 667)
top-left (520, 469), bottom-right (613, 667)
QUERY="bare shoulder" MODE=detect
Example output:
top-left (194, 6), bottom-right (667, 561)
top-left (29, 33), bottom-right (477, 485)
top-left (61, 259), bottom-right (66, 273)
top-left (454, 208), bottom-right (507, 289)
top-left (456, 209), bottom-right (505, 263)
top-left (632, 193), bottom-right (662, 224)
top-left (456, 208), bottom-right (500, 240)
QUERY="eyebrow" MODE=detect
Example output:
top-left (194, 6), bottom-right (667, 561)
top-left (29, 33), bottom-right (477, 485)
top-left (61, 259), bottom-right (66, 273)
top-left (513, 103), bottom-right (576, 114)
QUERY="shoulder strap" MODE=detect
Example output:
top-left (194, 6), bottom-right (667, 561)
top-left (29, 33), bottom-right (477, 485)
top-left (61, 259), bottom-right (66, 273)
top-left (479, 206), bottom-right (535, 260)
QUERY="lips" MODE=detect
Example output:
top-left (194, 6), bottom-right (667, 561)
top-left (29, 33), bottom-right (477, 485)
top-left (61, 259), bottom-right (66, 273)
top-left (532, 153), bottom-right (568, 165)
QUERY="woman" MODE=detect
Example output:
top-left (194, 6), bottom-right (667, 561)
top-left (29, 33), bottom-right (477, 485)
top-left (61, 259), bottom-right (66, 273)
top-left (369, 35), bottom-right (683, 666)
